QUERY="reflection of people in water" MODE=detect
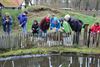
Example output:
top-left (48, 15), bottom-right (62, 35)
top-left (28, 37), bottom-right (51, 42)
top-left (78, 57), bottom-right (83, 67)
top-left (68, 57), bottom-right (72, 67)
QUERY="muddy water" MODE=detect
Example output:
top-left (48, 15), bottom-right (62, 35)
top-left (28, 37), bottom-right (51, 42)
top-left (0, 54), bottom-right (99, 67)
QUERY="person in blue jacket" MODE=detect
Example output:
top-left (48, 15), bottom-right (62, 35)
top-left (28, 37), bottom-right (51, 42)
top-left (2, 12), bottom-right (13, 35)
top-left (18, 11), bottom-right (28, 34)
top-left (50, 14), bottom-right (61, 32)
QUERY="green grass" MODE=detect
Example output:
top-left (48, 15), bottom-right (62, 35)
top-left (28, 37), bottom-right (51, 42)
top-left (0, 47), bottom-right (100, 58)
top-left (62, 10), bottom-right (100, 25)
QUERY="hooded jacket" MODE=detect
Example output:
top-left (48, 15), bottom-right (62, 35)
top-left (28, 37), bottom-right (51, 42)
top-left (17, 14), bottom-right (27, 27)
top-left (50, 17), bottom-right (61, 31)
top-left (2, 15), bottom-right (13, 33)
top-left (32, 21), bottom-right (39, 33)
top-left (90, 24), bottom-right (100, 33)
top-left (40, 17), bottom-right (50, 32)
top-left (2, 16), bottom-right (12, 25)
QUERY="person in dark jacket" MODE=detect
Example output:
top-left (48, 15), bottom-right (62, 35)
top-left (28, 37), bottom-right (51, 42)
top-left (64, 14), bottom-right (83, 44)
top-left (59, 17), bottom-right (64, 27)
top-left (31, 20), bottom-right (39, 35)
top-left (2, 12), bottom-right (13, 35)
top-left (39, 16), bottom-right (50, 37)
top-left (18, 11), bottom-right (28, 34)
top-left (40, 16), bottom-right (50, 33)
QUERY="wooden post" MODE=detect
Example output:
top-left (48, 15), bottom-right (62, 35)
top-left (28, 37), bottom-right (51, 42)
top-left (83, 24), bottom-right (89, 46)
top-left (96, 32), bottom-right (100, 47)
top-left (87, 29), bottom-right (91, 48)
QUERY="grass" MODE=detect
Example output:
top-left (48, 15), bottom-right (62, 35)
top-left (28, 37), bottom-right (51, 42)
top-left (0, 47), bottom-right (100, 58)
top-left (62, 10), bottom-right (100, 25)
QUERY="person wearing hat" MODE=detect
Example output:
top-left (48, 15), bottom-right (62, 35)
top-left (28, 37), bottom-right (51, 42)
top-left (64, 14), bottom-right (83, 44)
top-left (2, 12), bottom-right (13, 35)
top-left (17, 11), bottom-right (28, 34)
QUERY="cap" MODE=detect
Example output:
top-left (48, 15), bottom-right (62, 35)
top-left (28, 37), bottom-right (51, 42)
top-left (5, 12), bottom-right (10, 17)
top-left (64, 14), bottom-right (70, 21)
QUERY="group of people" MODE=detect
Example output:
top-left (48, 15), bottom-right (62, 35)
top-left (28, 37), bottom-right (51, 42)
top-left (32, 14), bottom-right (61, 37)
top-left (2, 11), bottom-right (100, 39)
top-left (2, 11), bottom-right (62, 35)
top-left (2, 11), bottom-right (28, 34)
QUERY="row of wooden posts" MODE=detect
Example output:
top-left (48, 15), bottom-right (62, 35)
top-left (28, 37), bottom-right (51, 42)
top-left (0, 30), bottom-right (99, 49)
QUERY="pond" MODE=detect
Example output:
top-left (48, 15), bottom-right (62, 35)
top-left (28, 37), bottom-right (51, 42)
top-left (0, 54), bottom-right (99, 67)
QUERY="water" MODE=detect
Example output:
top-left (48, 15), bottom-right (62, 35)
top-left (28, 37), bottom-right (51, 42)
top-left (0, 54), bottom-right (99, 67)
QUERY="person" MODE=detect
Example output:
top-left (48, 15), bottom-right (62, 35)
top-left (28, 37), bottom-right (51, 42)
top-left (2, 12), bottom-right (13, 35)
top-left (90, 22), bottom-right (100, 33)
top-left (59, 17), bottom-right (72, 45)
top-left (31, 20), bottom-right (39, 35)
top-left (39, 15), bottom-right (50, 37)
top-left (83, 24), bottom-right (89, 46)
top-left (59, 17), bottom-right (71, 34)
top-left (90, 22), bottom-right (100, 45)
top-left (17, 11), bottom-right (28, 34)
top-left (59, 17), bottom-right (64, 27)
top-left (50, 14), bottom-right (61, 32)
top-left (64, 14), bottom-right (83, 44)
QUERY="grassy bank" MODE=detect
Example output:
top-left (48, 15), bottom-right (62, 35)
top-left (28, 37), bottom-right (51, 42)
top-left (0, 47), bottom-right (100, 58)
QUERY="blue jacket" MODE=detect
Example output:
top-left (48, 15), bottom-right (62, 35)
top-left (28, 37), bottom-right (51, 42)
top-left (50, 17), bottom-right (61, 31)
top-left (18, 14), bottom-right (27, 27)
top-left (2, 16), bottom-right (12, 25)
top-left (2, 16), bottom-right (13, 33)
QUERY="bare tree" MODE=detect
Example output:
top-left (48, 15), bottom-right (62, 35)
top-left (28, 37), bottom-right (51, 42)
top-left (95, 0), bottom-right (99, 11)
top-left (66, 0), bottom-right (69, 8)
top-left (78, 0), bottom-right (82, 10)
top-left (85, 0), bottom-right (89, 10)
top-left (25, 0), bottom-right (29, 8)
top-left (24, 0), bottom-right (100, 10)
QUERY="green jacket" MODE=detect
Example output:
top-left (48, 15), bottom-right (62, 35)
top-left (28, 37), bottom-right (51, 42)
top-left (62, 21), bottom-right (72, 33)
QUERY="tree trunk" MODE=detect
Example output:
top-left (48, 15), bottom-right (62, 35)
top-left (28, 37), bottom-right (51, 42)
top-left (25, 0), bottom-right (29, 8)
top-left (85, 0), bottom-right (89, 10)
top-left (66, 0), bottom-right (69, 8)
top-left (95, 0), bottom-right (99, 11)
top-left (78, 0), bottom-right (82, 10)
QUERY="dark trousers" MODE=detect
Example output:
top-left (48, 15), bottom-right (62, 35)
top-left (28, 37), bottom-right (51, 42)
top-left (73, 32), bottom-right (80, 44)
top-left (3, 24), bottom-right (11, 34)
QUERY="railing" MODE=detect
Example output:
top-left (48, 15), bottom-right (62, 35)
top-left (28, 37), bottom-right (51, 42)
top-left (0, 31), bottom-right (99, 49)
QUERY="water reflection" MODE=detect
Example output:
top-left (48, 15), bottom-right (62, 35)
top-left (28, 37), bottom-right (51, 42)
top-left (0, 55), bottom-right (99, 67)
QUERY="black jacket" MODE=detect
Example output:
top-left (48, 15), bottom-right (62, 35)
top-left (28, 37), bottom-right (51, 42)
top-left (32, 23), bottom-right (39, 33)
top-left (67, 17), bottom-right (83, 32)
